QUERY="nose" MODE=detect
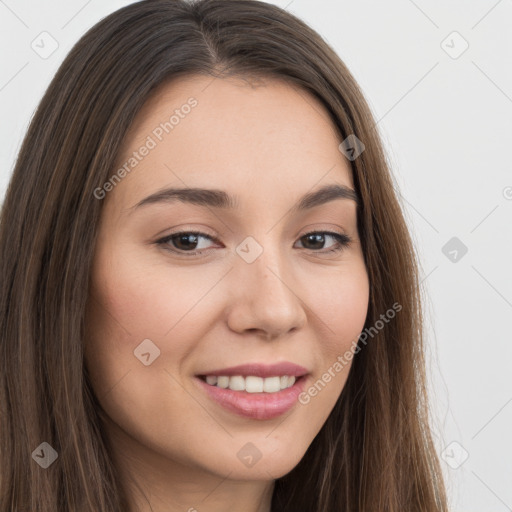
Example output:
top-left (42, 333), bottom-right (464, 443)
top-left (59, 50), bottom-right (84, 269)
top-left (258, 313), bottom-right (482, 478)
top-left (226, 245), bottom-right (307, 340)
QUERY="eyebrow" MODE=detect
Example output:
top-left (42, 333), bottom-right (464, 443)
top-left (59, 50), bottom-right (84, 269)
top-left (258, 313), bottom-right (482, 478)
top-left (129, 183), bottom-right (359, 214)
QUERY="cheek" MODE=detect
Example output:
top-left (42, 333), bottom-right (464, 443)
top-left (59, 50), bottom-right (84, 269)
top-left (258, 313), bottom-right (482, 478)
top-left (85, 246), bottom-right (226, 390)
top-left (310, 262), bottom-right (369, 351)
top-left (291, 259), bottom-right (369, 420)
top-left (84, 250), bottom-right (217, 448)
top-left (90, 243), bottom-right (220, 338)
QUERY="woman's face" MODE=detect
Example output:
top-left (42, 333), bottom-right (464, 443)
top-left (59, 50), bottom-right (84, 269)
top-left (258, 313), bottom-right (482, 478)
top-left (85, 75), bottom-right (369, 485)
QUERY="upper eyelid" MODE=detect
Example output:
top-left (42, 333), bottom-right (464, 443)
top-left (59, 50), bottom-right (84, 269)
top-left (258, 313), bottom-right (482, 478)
top-left (158, 228), bottom-right (348, 241)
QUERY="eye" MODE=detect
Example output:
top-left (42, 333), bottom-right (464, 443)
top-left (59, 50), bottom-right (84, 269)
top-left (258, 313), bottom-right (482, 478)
top-left (155, 230), bottom-right (352, 256)
top-left (156, 231), bottom-right (218, 255)
top-left (296, 231), bottom-right (352, 253)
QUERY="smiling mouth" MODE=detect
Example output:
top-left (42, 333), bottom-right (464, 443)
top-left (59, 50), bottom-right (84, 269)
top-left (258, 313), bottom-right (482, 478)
top-left (197, 374), bottom-right (305, 394)
top-left (194, 373), bottom-right (308, 420)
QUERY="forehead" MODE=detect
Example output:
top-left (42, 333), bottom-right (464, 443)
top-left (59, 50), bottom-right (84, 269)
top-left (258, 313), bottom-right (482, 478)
top-left (109, 74), bottom-right (354, 210)
top-left (124, 73), bottom-right (341, 138)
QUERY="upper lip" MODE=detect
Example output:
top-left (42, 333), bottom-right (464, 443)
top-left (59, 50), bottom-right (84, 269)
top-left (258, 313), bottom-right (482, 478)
top-left (196, 362), bottom-right (309, 378)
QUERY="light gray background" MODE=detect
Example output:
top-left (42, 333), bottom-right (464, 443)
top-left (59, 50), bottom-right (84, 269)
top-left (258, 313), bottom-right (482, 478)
top-left (1, 1), bottom-right (511, 510)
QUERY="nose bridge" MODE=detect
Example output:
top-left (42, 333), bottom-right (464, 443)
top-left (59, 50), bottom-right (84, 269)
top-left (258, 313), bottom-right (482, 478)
top-left (237, 234), bottom-right (291, 297)
top-left (227, 235), bottom-right (306, 337)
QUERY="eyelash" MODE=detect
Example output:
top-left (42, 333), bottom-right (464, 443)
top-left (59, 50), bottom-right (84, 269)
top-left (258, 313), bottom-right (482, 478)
top-left (155, 230), bottom-right (352, 257)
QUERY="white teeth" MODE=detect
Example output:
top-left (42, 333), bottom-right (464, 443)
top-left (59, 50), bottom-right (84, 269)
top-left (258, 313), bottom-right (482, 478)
top-left (206, 375), bottom-right (218, 385)
top-left (263, 376), bottom-right (281, 393)
top-left (217, 376), bottom-right (230, 388)
top-left (202, 375), bottom-right (297, 393)
top-left (229, 375), bottom-right (245, 391)
top-left (245, 376), bottom-right (263, 393)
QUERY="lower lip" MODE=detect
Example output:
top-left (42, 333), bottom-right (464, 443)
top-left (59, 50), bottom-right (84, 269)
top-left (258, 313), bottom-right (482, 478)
top-left (195, 376), bottom-right (308, 420)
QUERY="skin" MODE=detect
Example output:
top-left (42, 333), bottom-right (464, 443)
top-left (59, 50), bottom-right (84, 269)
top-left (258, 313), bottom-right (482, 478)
top-left (84, 74), bottom-right (370, 512)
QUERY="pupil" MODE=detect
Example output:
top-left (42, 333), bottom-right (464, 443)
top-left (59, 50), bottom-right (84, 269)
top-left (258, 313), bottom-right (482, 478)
top-left (175, 234), bottom-right (198, 250)
top-left (305, 234), bottom-right (324, 249)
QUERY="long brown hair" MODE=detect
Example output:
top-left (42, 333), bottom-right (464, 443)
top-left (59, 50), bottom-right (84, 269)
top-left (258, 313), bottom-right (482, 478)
top-left (0, 0), bottom-right (447, 510)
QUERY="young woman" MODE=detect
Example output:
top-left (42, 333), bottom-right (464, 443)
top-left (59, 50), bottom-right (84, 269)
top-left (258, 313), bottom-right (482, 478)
top-left (0, 0), bottom-right (448, 510)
